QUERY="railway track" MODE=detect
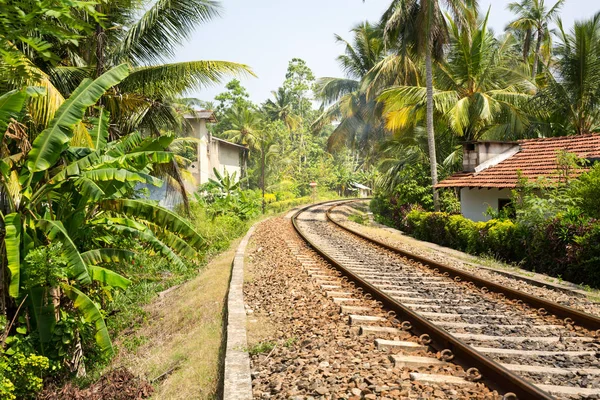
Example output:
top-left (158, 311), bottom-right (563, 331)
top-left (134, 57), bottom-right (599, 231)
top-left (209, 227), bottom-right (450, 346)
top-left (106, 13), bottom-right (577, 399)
top-left (292, 200), bottom-right (600, 400)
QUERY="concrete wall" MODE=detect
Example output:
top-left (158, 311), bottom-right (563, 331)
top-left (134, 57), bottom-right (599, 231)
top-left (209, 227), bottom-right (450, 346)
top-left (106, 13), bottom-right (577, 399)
top-left (186, 117), bottom-right (241, 185)
top-left (463, 142), bottom-right (519, 172)
top-left (460, 188), bottom-right (512, 222)
top-left (188, 118), bottom-right (209, 184)
top-left (218, 142), bottom-right (242, 179)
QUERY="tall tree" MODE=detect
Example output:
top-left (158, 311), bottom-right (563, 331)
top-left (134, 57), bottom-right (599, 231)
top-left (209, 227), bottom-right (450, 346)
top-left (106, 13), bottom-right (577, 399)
top-left (380, 11), bottom-right (533, 142)
top-left (263, 87), bottom-right (301, 131)
top-left (381, 0), bottom-right (477, 211)
top-left (314, 22), bottom-right (387, 161)
top-left (533, 12), bottom-right (600, 135)
top-left (223, 105), bottom-right (261, 184)
top-left (507, 0), bottom-right (565, 79)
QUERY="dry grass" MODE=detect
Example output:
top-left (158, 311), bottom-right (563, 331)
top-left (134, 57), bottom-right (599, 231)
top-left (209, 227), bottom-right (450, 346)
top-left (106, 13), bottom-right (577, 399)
top-left (112, 239), bottom-right (240, 400)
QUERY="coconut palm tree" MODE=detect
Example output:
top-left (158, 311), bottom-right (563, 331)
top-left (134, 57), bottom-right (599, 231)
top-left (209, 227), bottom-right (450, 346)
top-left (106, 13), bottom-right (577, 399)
top-left (4, 0), bottom-right (253, 141)
top-left (223, 105), bottom-right (261, 183)
top-left (264, 87), bottom-right (302, 132)
top-left (507, 0), bottom-right (565, 79)
top-left (381, 0), bottom-right (478, 210)
top-left (313, 22), bottom-right (387, 160)
top-left (533, 12), bottom-right (600, 136)
top-left (380, 11), bottom-right (534, 143)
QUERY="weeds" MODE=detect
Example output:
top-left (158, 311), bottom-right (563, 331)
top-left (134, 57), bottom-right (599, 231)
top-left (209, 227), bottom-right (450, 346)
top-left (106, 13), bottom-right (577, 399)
top-left (247, 341), bottom-right (276, 356)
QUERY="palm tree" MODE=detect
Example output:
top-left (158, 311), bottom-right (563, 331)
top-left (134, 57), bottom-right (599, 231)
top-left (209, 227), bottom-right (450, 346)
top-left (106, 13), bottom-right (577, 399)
top-left (264, 87), bottom-right (302, 132)
top-left (223, 105), bottom-right (261, 183)
top-left (507, 0), bottom-right (565, 80)
top-left (313, 22), bottom-right (387, 161)
top-left (381, 0), bottom-right (477, 211)
top-left (5, 0), bottom-right (253, 141)
top-left (533, 12), bottom-right (600, 135)
top-left (380, 11), bottom-right (534, 143)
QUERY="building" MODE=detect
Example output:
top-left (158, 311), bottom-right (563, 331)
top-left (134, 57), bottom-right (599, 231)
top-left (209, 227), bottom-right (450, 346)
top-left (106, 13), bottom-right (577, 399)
top-left (437, 134), bottom-right (600, 222)
top-left (186, 110), bottom-right (246, 186)
top-left (144, 110), bottom-right (246, 209)
top-left (351, 182), bottom-right (372, 198)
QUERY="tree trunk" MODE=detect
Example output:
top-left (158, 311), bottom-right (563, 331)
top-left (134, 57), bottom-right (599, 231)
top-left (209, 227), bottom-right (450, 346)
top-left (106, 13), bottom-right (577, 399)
top-left (425, 51), bottom-right (440, 211)
top-left (261, 148), bottom-right (266, 214)
top-left (94, 2), bottom-right (105, 79)
top-left (532, 28), bottom-right (543, 80)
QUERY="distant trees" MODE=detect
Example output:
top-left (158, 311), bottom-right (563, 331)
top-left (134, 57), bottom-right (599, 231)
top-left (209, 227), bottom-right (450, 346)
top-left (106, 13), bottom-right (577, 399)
top-left (508, 0), bottom-right (566, 79)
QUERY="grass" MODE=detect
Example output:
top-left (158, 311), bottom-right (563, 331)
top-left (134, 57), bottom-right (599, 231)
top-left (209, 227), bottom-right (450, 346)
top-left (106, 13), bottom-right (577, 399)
top-left (348, 214), bottom-right (368, 225)
top-left (112, 239), bottom-right (240, 400)
top-left (247, 341), bottom-right (276, 356)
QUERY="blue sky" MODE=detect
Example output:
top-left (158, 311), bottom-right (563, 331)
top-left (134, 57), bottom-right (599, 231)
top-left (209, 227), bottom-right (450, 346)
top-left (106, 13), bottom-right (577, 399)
top-left (174, 0), bottom-right (594, 105)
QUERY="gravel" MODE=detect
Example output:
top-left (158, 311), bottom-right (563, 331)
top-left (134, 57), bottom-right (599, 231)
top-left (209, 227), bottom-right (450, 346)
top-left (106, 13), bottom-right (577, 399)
top-left (244, 217), bottom-right (499, 399)
top-left (298, 203), bottom-right (600, 398)
top-left (330, 204), bottom-right (600, 318)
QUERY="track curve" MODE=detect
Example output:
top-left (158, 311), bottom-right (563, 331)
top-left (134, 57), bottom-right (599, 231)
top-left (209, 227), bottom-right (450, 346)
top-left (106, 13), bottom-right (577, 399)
top-left (292, 200), bottom-right (600, 400)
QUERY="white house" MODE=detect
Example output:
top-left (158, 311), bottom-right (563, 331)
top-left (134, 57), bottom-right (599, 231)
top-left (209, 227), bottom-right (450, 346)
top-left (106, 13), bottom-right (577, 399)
top-left (185, 110), bottom-right (246, 187)
top-left (351, 182), bottom-right (372, 198)
top-left (437, 134), bottom-right (600, 222)
top-left (145, 110), bottom-right (246, 209)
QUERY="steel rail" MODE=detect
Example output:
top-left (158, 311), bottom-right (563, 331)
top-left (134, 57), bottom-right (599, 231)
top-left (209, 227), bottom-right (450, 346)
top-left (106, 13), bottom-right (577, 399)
top-left (327, 201), bottom-right (600, 333)
top-left (292, 201), bottom-right (554, 400)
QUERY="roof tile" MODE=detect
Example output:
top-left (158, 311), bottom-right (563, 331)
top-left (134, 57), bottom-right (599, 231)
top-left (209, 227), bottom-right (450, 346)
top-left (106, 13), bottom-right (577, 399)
top-left (437, 134), bottom-right (600, 188)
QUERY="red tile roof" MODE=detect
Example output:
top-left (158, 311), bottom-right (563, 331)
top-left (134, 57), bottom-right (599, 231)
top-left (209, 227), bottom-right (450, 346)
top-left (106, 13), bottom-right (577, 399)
top-left (437, 134), bottom-right (600, 188)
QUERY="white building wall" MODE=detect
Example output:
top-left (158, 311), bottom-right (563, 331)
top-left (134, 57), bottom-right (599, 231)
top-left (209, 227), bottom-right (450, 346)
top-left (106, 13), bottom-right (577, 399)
top-left (460, 188), bottom-right (513, 222)
top-left (188, 118), bottom-right (210, 185)
top-left (218, 143), bottom-right (242, 179)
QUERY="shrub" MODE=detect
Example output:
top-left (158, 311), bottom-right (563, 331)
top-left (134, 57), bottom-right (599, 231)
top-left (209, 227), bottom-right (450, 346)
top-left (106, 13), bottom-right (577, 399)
top-left (375, 205), bottom-right (600, 288)
top-left (570, 163), bottom-right (600, 218)
top-left (0, 352), bottom-right (49, 399)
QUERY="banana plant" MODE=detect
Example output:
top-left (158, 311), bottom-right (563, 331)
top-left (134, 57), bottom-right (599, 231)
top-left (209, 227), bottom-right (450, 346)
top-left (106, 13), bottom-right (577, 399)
top-left (0, 64), bottom-right (204, 362)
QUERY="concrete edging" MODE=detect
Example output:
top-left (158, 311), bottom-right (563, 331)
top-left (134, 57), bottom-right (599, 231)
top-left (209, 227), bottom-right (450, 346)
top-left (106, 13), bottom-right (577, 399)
top-left (223, 225), bottom-right (256, 400)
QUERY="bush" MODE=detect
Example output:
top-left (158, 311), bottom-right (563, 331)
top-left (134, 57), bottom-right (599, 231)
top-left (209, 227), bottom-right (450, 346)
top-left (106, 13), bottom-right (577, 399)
top-left (0, 352), bottom-right (49, 399)
top-left (377, 205), bottom-right (600, 288)
top-left (570, 163), bottom-right (600, 218)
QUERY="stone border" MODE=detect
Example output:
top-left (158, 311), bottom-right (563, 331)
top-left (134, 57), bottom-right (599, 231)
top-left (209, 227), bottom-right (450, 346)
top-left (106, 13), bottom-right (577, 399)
top-left (223, 225), bottom-right (255, 400)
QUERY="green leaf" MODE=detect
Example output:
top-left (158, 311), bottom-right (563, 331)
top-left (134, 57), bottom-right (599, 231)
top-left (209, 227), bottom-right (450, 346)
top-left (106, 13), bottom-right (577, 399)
top-left (62, 284), bottom-right (113, 355)
top-left (89, 107), bottom-right (109, 150)
top-left (37, 219), bottom-right (91, 284)
top-left (80, 248), bottom-right (136, 265)
top-left (27, 286), bottom-right (56, 346)
top-left (74, 177), bottom-right (106, 201)
top-left (88, 266), bottom-right (131, 290)
top-left (16, 326), bottom-right (26, 334)
top-left (94, 219), bottom-right (187, 271)
top-left (99, 199), bottom-right (205, 251)
top-left (82, 168), bottom-right (163, 186)
top-left (4, 213), bottom-right (21, 298)
top-left (0, 89), bottom-right (27, 135)
top-left (27, 64), bottom-right (130, 173)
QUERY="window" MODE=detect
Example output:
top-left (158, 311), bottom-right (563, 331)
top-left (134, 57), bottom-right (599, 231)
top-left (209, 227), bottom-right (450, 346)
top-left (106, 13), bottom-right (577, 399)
top-left (498, 199), bottom-right (511, 211)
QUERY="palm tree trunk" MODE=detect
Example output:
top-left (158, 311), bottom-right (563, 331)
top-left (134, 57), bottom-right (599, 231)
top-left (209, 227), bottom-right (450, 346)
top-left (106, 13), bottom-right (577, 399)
top-left (261, 148), bottom-right (266, 214)
top-left (532, 28), bottom-right (543, 80)
top-left (425, 51), bottom-right (440, 211)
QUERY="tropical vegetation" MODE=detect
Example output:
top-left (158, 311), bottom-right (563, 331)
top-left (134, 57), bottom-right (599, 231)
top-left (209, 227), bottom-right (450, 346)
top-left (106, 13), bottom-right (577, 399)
top-left (4, 0), bottom-right (600, 396)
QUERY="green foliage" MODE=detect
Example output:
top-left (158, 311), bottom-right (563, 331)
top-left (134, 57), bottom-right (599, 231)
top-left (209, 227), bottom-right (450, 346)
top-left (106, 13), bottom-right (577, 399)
top-left (570, 163), bottom-right (600, 218)
top-left (22, 243), bottom-right (68, 290)
top-left (0, 352), bottom-right (49, 399)
top-left (247, 341), bottom-right (276, 356)
top-left (381, 202), bottom-right (600, 287)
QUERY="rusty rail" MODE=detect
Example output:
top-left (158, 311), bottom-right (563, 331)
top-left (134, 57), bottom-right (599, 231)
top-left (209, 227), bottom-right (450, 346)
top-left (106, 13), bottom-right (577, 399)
top-left (292, 200), bottom-right (555, 400)
top-left (327, 201), bottom-right (600, 333)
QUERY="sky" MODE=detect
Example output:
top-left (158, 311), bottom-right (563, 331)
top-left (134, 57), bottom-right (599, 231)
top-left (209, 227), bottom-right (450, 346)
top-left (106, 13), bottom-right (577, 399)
top-left (174, 0), bottom-right (594, 105)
